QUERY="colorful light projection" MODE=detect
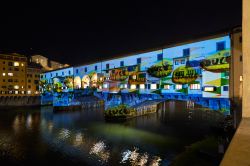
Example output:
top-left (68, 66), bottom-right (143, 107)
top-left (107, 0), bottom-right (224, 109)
top-left (41, 35), bottom-right (231, 113)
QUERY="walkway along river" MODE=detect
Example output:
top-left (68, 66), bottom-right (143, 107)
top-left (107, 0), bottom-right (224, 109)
top-left (0, 100), bottom-right (233, 166)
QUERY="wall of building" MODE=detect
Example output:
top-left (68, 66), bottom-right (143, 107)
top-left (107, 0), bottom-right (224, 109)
top-left (40, 34), bottom-right (239, 114)
top-left (243, 0), bottom-right (250, 118)
top-left (230, 28), bottom-right (243, 104)
top-left (26, 67), bottom-right (43, 96)
top-left (0, 54), bottom-right (28, 96)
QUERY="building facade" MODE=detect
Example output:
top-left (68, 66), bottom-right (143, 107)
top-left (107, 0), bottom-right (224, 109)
top-left (40, 30), bottom-right (242, 114)
top-left (0, 53), bottom-right (46, 96)
top-left (26, 63), bottom-right (44, 96)
top-left (0, 53), bottom-right (28, 95)
top-left (31, 55), bottom-right (70, 71)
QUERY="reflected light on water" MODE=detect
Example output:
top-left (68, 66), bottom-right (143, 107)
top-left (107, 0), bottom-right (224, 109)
top-left (47, 122), bottom-right (53, 133)
top-left (73, 133), bottom-right (84, 147)
top-left (12, 115), bottom-right (25, 132)
top-left (137, 153), bottom-right (149, 166)
top-left (120, 149), bottom-right (132, 163)
top-left (58, 128), bottom-right (70, 140)
top-left (26, 115), bottom-right (32, 129)
top-left (149, 156), bottom-right (162, 166)
top-left (89, 141), bottom-right (110, 162)
top-left (129, 148), bottom-right (139, 163)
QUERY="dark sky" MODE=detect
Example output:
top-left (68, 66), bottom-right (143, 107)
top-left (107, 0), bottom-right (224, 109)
top-left (0, 1), bottom-right (242, 65)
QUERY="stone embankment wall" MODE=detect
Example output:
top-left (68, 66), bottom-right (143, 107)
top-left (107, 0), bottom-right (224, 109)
top-left (0, 96), bottom-right (41, 106)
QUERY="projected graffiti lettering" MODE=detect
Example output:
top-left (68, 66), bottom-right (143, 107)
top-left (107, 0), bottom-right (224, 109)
top-left (172, 66), bottom-right (198, 84)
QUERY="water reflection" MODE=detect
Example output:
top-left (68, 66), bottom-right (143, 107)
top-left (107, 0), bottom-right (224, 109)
top-left (0, 100), bottom-right (225, 165)
top-left (89, 141), bottom-right (110, 163)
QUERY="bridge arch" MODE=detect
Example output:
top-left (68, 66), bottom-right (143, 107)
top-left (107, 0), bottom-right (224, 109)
top-left (74, 76), bottom-right (81, 89)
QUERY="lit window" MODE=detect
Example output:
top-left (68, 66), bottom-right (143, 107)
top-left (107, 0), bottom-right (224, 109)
top-left (14, 62), bottom-right (19, 66)
top-left (151, 84), bottom-right (157, 90)
top-left (14, 85), bottom-right (19, 89)
top-left (190, 84), bottom-right (200, 90)
top-left (140, 84), bottom-right (145, 89)
top-left (2, 73), bottom-right (6, 76)
top-left (15, 91), bottom-right (18, 94)
top-left (21, 63), bottom-right (24, 66)
top-left (132, 75), bottom-right (137, 79)
top-left (120, 84), bottom-right (127, 88)
top-left (204, 87), bottom-right (215, 92)
top-left (8, 73), bottom-right (13, 76)
top-left (164, 85), bottom-right (170, 90)
top-left (130, 84), bottom-right (136, 89)
top-left (21, 91), bottom-right (25, 94)
top-left (175, 84), bottom-right (182, 90)
top-left (27, 90), bottom-right (31, 94)
top-left (103, 83), bottom-right (108, 88)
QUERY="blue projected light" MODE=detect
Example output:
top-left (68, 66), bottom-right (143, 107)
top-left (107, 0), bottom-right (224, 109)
top-left (41, 36), bottom-right (231, 114)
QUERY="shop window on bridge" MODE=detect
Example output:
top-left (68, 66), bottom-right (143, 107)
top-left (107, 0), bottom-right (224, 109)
top-left (95, 65), bottom-right (98, 71)
top-left (85, 67), bottom-right (87, 73)
top-left (140, 84), bottom-right (145, 89)
top-left (175, 84), bottom-right (182, 90)
top-left (130, 84), bottom-right (136, 89)
top-left (76, 69), bottom-right (79, 74)
top-left (164, 85), bottom-right (170, 90)
top-left (103, 83), bottom-right (108, 89)
top-left (151, 84), bottom-right (157, 90)
top-left (190, 84), bottom-right (200, 90)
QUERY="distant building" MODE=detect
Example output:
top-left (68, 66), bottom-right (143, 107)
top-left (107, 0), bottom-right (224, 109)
top-left (41, 27), bottom-right (242, 114)
top-left (26, 62), bottom-right (44, 96)
top-left (0, 53), bottom-right (46, 96)
top-left (0, 53), bottom-right (28, 95)
top-left (31, 55), bottom-right (70, 71)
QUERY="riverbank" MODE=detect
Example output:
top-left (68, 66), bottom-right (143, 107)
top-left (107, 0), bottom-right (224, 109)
top-left (0, 96), bottom-right (41, 106)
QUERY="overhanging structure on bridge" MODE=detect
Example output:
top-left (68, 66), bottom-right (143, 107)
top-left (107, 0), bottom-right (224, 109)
top-left (40, 29), bottom-right (243, 115)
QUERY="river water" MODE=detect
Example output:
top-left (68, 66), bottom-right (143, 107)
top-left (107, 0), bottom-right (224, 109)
top-left (0, 100), bottom-right (225, 166)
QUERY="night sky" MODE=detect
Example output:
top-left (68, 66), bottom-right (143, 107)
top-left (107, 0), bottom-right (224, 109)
top-left (0, 1), bottom-right (242, 66)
